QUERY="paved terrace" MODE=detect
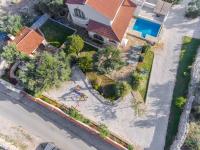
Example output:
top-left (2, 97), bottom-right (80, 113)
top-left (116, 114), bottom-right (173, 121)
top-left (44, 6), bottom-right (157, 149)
top-left (45, 0), bottom-right (200, 149)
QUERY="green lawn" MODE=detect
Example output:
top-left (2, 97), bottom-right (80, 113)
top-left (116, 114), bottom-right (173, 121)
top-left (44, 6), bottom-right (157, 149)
top-left (83, 42), bottom-right (99, 52)
top-left (136, 50), bottom-right (154, 100)
top-left (164, 37), bottom-right (200, 150)
top-left (40, 19), bottom-right (75, 48)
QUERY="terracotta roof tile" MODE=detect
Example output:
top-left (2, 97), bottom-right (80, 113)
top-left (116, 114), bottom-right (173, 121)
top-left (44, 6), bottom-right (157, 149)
top-left (12, 27), bottom-right (44, 55)
top-left (86, 0), bottom-right (124, 19)
top-left (87, 0), bottom-right (136, 42)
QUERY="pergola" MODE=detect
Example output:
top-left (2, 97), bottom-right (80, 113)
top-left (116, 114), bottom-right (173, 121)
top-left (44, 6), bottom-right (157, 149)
top-left (154, 0), bottom-right (172, 16)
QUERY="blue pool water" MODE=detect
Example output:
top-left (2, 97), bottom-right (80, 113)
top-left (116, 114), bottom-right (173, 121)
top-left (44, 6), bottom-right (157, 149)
top-left (133, 18), bottom-right (161, 38)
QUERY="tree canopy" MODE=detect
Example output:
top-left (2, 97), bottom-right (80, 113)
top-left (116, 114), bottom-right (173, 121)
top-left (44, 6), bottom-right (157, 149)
top-left (95, 46), bottom-right (124, 74)
top-left (66, 35), bottom-right (84, 55)
top-left (0, 44), bottom-right (26, 64)
top-left (35, 0), bottom-right (66, 17)
top-left (18, 51), bottom-right (71, 95)
top-left (0, 15), bottom-right (23, 35)
top-left (186, 0), bottom-right (200, 18)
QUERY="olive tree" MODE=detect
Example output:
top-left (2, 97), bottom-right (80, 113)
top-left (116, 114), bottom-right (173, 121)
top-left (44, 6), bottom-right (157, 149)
top-left (0, 15), bottom-right (23, 35)
top-left (95, 46), bottom-right (124, 74)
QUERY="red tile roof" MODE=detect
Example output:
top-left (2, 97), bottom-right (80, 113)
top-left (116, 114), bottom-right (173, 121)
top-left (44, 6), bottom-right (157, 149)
top-left (87, 0), bottom-right (136, 42)
top-left (66, 0), bottom-right (124, 19)
top-left (86, 0), bottom-right (124, 19)
top-left (12, 27), bottom-right (44, 55)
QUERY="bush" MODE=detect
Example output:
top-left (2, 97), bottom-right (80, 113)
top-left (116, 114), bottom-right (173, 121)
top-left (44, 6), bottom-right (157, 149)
top-left (66, 35), bottom-right (84, 54)
top-left (139, 55), bottom-right (144, 62)
top-left (128, 144), bottom-right (134, 150)
top-left (91, 77), bottom-right (102, 90)
top-left (175, 97), bottom-right (186, 108)
top-left (130, 72), bottom-right (141, 90)
top-left (98, 124), bottom-right (110, 138)
top-left (116, 81), bottom-right (131, 98)
top-left (78, 55), bottom-right (93, 72)
top-left (141, 44), bottom-right (151, 53)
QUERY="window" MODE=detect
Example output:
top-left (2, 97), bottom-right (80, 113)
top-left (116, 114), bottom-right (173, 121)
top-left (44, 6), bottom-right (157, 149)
top-left (74, 8), bottom-right (86, 19)
top-left (93, 34), bottom-right (104, 42)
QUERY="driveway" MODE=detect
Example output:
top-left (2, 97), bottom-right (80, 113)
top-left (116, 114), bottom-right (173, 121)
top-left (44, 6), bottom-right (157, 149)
top-left (45, 1), bottom-right (200, 149)
top-left (145, 0), bottom-right (200, 149)
top-left (0, 82), bottom-right (117, 150)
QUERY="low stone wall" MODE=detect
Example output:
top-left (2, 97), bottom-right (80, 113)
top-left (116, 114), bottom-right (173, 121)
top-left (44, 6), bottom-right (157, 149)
top-left (170, 48), bottom-right (200, 150)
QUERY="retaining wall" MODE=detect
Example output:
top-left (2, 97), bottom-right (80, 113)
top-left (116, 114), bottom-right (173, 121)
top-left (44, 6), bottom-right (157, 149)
top-left (170, 48), bottom-right (200, 150)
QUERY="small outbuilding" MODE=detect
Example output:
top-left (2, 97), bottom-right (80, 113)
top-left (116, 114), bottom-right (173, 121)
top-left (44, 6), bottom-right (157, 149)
top-left (9, 27), bottom-right (45, 56)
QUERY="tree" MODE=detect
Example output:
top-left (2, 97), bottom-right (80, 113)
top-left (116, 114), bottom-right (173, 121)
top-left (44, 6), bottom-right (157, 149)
top-left (185, 0), bottom-right (200, 18)
top-left (0, 44), bottom-right (26, 64)
top-left (35, 0), bottom-right (66, 17)
top-left (0, 15), bottom-right (23, 35)
top-left (130, 72), bottom-right (141, 90)
top-left (18, 51), bottom-right (71, 95)
top-left (175, 97), bottom-right (186, 108)
top-left (78, 56), bottom-right (93, 72)
top-left (66, 35), bottom-right (84, 55)
top-left (95, 46), bottom-right (124, 74)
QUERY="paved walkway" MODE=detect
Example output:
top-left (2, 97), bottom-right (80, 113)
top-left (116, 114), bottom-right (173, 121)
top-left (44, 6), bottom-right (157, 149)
top-left (45, 1), bottom-right (200, 150)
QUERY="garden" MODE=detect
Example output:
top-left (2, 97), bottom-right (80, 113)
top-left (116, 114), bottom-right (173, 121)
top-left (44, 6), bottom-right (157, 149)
top-left (164, 36), bottom-right (200, 150)
top-left (40, 19), bottom-right (75, 48)
top-left (78, 42), bottom-right (154, 102)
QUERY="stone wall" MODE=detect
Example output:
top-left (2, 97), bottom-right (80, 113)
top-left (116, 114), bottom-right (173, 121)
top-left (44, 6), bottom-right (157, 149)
top-left (170, 48), bottom-right (200, 150)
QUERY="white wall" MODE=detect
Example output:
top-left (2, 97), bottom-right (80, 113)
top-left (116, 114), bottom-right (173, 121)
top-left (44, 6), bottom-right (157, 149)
top-left (67, 3), bottom-right (111, 28)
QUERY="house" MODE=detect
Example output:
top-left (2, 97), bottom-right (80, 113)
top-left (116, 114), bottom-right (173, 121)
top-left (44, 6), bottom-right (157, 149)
top-left (65, 0), bottom-right (136, 46)
top-left (9, 27), bottom-right (46, 56)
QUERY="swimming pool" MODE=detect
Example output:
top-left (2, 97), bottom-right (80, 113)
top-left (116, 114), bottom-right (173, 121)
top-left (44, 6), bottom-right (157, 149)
top-left (133, 18), bottom-right (161, 38)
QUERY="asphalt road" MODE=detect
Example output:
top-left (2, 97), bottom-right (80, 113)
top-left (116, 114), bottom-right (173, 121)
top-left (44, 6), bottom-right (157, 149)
top-left (0, 83), bottom-right (117, 150)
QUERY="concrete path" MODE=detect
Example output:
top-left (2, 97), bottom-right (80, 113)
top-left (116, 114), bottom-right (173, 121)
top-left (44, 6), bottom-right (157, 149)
top-left (145, 0), bottom-right (200, 149)
top-left (0, 82), bottom-right (117, 150)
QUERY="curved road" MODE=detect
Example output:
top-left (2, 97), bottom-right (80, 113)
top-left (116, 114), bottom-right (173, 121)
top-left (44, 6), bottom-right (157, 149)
top-left (0, 83), bottom-right (117, 150)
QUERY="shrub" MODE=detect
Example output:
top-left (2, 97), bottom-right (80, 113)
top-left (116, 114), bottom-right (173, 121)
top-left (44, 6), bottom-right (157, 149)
top-left (98, 124), bottom-right (110, 138)
top-left (130, 72), bottom-right (141, 90)
top-left (141, 44), bottom-right (151, 53)
top-left (175, 97), bottom-right (186, 108)
top-left (139, 55), bottom-right (144, 62)
top-left (116, 81), bottom-right (131, 98)
top-left (128, 144), bottom-right (134, 150)
top-left (78, 55), bottom-right (93, 72)
top-left (66, 35), bottom-right (84, 54)
top-left (91, 77), bottom-right (102, 90)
